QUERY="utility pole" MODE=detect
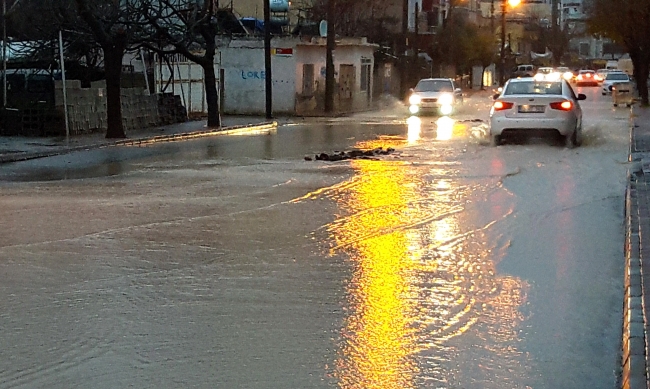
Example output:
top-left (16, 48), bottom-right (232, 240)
top-left (490, 0), bottom-right (495, 35)
top-left (263, 0), bottom-right (272, 118)
top-left (324, 0), bottom-right (335, 113)
top-left (499, 0), bottom-right (506, 85)
top-left (399, 0), bottom-right (408, 99)
top-left (3, 0), bottom-right (7, 107)
top-left (412, 2), bottom-right (418, 81)
top-left (551, 0), bottom-right (559, 65)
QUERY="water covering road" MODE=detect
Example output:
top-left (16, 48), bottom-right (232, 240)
top-left (0, 87), bottom-right (629, 388)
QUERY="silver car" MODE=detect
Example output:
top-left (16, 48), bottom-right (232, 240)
top-left (489, 77), bottom-right (586, 147)
top-left (408, 78), bottom-right (463, 115)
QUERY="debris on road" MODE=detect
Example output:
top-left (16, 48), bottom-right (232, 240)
top-left (305, 147), bottom-right (396, 161)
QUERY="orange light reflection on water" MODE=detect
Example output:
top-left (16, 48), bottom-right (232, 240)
top-left (300, 138), bottom-right (529, 388)
top-left (334, 157), bottom-right (420, 389)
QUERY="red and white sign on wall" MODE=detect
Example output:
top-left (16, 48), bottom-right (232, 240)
top-left (273, 48), bottom-right (294, 56)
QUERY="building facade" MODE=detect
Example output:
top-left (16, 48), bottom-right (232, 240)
top-left (219, 36), bottom-right (378, 115)
top-left (150, 36), bottom-right (378, 116)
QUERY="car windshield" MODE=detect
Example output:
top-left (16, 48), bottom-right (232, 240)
top-left (606, 73), bottom-right (629, 80)
top-left (504, 81), bottom-right (563, 95)
top-left (414, 79), bottom-right (453, 92)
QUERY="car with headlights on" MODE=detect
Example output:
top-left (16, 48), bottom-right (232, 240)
top-left (555, 67), bottom-right (574, 81)
top-left (489, 77), bottom-right (586, 147)
top-left (601, 71), bottom-right (631, 95)
top-left (408, 78), bottom-right (463, 116)
top-left (596, 69), bottom-right (609, 83)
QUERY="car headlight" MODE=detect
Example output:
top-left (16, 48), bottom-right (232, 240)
top-left (439, 104), bottom-right (453, 116)
top-left (438, 93), bottom-right (453, 105)
top-left (563, 72), bottom-right (573, 80)
top-left (409, 94), bottom-right (421, 105)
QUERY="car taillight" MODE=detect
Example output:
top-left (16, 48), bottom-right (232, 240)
top-left (550, 100), bottom-right (573, 111)
top-left (493, 101), bottom-right (514, 111)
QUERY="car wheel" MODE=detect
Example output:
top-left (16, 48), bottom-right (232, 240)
top-left (575, 127), bottom-right (583, 146)
top-left (565, 130), bottom-right (577, 148)
top-left (490, 134), bottom-right (500, 147)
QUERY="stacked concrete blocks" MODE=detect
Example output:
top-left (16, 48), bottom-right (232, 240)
top-left (55, 80), bottom-right (161, 135)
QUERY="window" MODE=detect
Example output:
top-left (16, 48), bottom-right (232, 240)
top-left (415, 79), bottom-right (453, 92)
top-left (606, 73), bottom-right (629, 81)
top-left (360, 58), bottom-right (371, 92)
top-left (505, 81), bottom-right (562, 95)
top-left (302, 64), bottom-right (314, 95)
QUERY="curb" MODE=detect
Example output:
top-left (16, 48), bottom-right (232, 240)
top-left (623, 105), bottom-right (650, 389)
top-left (0, 121), bottom-right (277, 165)
top-left (622, 171), bottom-right (647, 389)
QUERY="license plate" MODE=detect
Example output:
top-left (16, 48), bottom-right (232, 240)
top-left (518, 105), bottom-right (545, 113)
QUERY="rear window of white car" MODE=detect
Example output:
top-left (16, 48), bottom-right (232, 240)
top-left (504, 81), bottom-right (563, 95)
top-left (415, 79), bottom-right (453, 92)
top-left (606, 73), bottom-right (629, 81)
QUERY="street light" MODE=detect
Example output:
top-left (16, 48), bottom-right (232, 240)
top-left (498, 0), bottom-right (521, 85)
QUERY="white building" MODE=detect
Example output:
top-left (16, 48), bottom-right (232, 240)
top-left (152, 36), bottom-right (378, 116)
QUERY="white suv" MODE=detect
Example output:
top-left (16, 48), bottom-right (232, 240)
top-left (601, 71), bottom-right (631, 95)
top-left (408, 78), bottom-right (463, 115)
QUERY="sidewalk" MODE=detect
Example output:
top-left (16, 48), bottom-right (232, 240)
top-left (624, 105), bottom-right (650, 389)
top-left (0, 115), bottom-right (282, 164)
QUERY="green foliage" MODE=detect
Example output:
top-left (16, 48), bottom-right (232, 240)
top-left (432, 14), bottom-right (495, 75)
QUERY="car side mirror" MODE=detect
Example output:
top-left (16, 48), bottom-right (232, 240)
top-left (409, 88), bottom-right (415, 93)
top-left (455, 88), bottom-right (462, 94)
top-left (493, 93), bottom-right (501, 100)
top-left (577, 93), bottom-right (586, 101)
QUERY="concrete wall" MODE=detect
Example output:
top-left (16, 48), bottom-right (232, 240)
top-left (294, 37), bottom-right (377, 115)
top-left (55, 80), bottom-right (159, 135)
top-left (220, 37), bottom-right (297, 115)
top-left (155, 57), bottom-right (214, 116)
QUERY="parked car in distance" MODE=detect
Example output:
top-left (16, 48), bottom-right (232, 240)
top-left (602, 71), bottom-right (632, 95)
top-left (489, 77), bottom-right (586, 148)
top-left (408, 78), bottom-right (463, 116)
top-left (596, 69), bottom-right (609, 83)
top-left (513, 64), bottom-right (535, 78)
top-left (576, 70), bottom-right (600, 86)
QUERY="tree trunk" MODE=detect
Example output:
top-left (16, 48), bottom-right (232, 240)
top-left (103, 44), bottom-right (126, 139)
top-left (630, 49), bottom-right (649, 106)
top-left (636, 60), bottom-right (649, 106)
top-left (201, 57), bottom-right (221, 128)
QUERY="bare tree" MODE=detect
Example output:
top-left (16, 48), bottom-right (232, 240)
top-left (137, 0), bottom-right (221, 127)
top-left (72, 0), bottom-right (135, 138)
top-left (7, 0), bottom-right (138, 138)
top-left (302, 0), bottom-right (401, 46)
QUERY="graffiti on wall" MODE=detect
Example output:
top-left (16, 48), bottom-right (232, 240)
top-left (241, 70), bottom-right (266, 80)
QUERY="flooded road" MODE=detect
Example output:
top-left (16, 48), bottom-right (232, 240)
top-left (0, 89), bottom-right (629, 388)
